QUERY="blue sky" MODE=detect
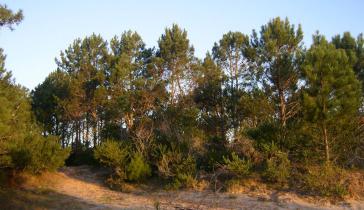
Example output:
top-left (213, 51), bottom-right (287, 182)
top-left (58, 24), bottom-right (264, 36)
top-left (0, 0), bottom-right (363, 89)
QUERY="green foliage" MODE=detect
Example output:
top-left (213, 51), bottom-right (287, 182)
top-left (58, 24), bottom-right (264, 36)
top-left (252, 17), bottom-right (304, 127)
top-left (194, 54), bottom-right (227, 151)
top-left (0, 38), bottom-right (69, 173)
top-left (31, 70), bottom-right (70, 141)
top-left (155, 144), bottom-right (197, 188)
top-left (5, 134), bottom-right (70, 173)
top-left (127, 152), bottom-right (151, 181)
top-left (262, 144), bottom-right (291, 184)
top-left (212, 31), bottom-right (252, 140)
top-left (302, 34), bottom-right (361, 163)
top-left (302, 165), bottom-right (348, 197)
top-left (247, 122), bottom-right (282, 148)
top-left (95, 141), bottom-right (152, 182)
top-left (303, 35), bottom-right (361, 124)
top-left (158, 24), bottom-right (196, 104)
top-left (200, 136), bottom-right (228, 171)
top-left (94, 140), bottom-right (129, 170)
top-left (332, 32), bottom-right (364, 91)
top-left (0, 4), bottom-right (23, 30)
top-left (223, 152), bottom-right (252, 178)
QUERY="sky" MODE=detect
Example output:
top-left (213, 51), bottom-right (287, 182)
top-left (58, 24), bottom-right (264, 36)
top-left (0, 0), bottom-right (363, 89)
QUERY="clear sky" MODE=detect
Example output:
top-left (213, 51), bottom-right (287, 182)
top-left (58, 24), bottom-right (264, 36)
top-left (0, 0), bottom-right (363, 89)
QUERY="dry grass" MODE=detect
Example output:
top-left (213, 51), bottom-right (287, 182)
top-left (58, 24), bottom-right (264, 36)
top-left (346, 170), bottom-right (364, 199)
top-left (0, 166), bottom-right (363, 210)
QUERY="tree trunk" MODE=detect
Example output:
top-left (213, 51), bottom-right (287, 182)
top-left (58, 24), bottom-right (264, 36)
top-left (279, 90), bottom-right (286, 127)
top-left (93, 122), bottom-right (97, 147)
top-left (220, 77), bottom-right (226, 143)
top-left (323, 123), bottom-right (330, 163)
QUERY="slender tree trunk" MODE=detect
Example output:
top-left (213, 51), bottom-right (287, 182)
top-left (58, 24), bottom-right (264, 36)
top-left (93, 122), bottom-right (97, 147)
top-left (321, 87), bottom-right (330, 163)
top-left (279, 90), bottom-right (286, 127)
top-left (71, 127), bottom-right (74, 149)
top-left (220, 77), bottom-right (226, 143)
top-left (323, 124), bottom-right (330, 163)
top-left (82, 120), bottom-right (85, 146)
top-left (77, 120), bottom-right (81, 151)
top-left (234, 57), bottom-right (239, 139)
top-left (86, 119), bottom-right (89, 146)
top-left (176, 76), bottom-right (184, 98)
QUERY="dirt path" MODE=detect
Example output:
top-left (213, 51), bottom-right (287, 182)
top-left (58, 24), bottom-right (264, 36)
top-left (16, 166), bottom-right (363, 210)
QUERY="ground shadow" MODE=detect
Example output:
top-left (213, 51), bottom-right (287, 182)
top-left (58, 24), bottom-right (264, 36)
top-left (0, 186), bottom-right (113, 210)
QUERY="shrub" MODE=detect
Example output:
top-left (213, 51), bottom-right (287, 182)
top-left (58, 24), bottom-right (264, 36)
top-left (95, 140), bottom-right (153, 183)
top-left (225, 179), bottom-right (245, 194)
top-left (127, 152), bottom-right (151, 181)
top-left (9, 134), bottom-right (70, 173)
top-left (302, 164), bottom-right (348, 197)
top-left (94, 140), bottom-right (130, 180)
top-left (156, 144), bottom-right (197, 189)
top-left (201, 136), bottom-right (229, 171)
top-left (28, 135), bottom-right (70, 173)
top-left (94, 140), bottom-right (129, 168)
top-left (223, 152), bottom-right (252, 178)
top-left (262, 144), bottom-right (290, 184)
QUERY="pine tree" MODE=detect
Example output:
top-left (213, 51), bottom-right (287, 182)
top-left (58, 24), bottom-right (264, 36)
top-left (302, 34), bottom-right (361, 163)
top-left (55, 34), bottom-right (109, 149)
top-left (212, 31), bottom-right (251, 139)
top-left (332, 32), bottom-right (364, 93)
top-left (252, 17), bottom-right (304, 127)
top-left (194, 53), bottom-right (226, 139)
top-left (158, 24), bottom-right (196, 104)
top-left (31, 70), bottom-right (70, 146)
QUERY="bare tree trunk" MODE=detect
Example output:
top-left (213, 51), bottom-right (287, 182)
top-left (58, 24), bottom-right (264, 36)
top-left (82, 120), bottom-right (85, 146)
top-left (93, 122), bottom-right (97, 148)
top-left (86, 119), bottom-right (89, 147)
top-left (220, 77), bottom-right (226, 143)
top-left (323, 123), bottom-right (330, 163)
top-left (279, 90), bottom-right (286, 127)
top-left (321, 93), bottom-right (330, 163)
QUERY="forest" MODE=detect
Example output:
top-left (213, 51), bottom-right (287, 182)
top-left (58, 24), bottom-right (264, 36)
top-left (1, 4), bottom-right (364, 201)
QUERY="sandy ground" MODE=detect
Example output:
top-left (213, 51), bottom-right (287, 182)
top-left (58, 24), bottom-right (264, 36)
top-left (4, 166), bottom-right (364, 210)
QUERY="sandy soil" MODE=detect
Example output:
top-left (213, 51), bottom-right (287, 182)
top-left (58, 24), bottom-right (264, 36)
top-left (9, 166), bottom-right (364, 210)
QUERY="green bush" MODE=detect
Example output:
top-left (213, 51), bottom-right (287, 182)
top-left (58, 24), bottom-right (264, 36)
top-left (223, 152), bottom-right (252, 178)
top-left (94, 140), bottom-right (130, 180)
top-left (28, 135), bottom-right (70, 173)
top-left (302, 164), bottom-right (348, 197)
top-left (9, 134), bottom-right (70, 173)
top-left (156, 144), bottom-right (197, 189)
top-left (127, 152), bottom-right (151, 181)
top-left (95, 140), bottom-right (152, 182)
top-left (262, 143), bottom-right (290, 184)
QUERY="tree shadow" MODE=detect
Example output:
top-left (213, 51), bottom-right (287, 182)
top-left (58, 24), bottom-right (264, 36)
top-left (59, 165), bottom-right (111, 186)
top-left (0, 187), bottom-right (113, 210)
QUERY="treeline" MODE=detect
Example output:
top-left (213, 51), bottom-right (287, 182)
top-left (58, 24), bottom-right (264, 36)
top-left (31, 17), bottom-right (364, 195)
top-left (1, 5), bottom-right (363, 196)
